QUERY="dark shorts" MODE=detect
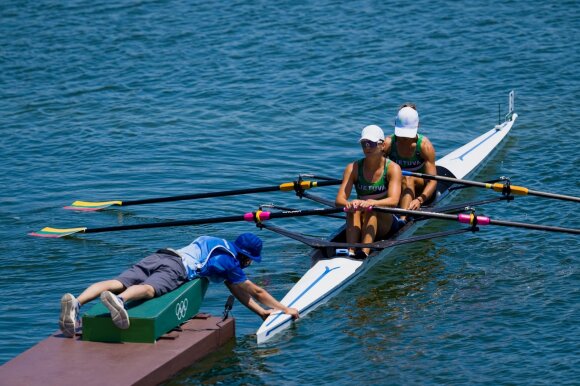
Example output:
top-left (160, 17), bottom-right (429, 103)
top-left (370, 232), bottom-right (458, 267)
top-left (390, 215), bottom-right (407, 233)
top-left (115, 251), bottom-right (188, 297)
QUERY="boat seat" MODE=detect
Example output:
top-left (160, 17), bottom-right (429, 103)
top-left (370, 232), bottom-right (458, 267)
top-left (429, 166), bottom-right (456, 204)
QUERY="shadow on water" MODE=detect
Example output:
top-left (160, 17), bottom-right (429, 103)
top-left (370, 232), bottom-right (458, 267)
top-left (343, 239), bottom-right (449, 345)
top-left (162, 335), bottom-right (275, 386)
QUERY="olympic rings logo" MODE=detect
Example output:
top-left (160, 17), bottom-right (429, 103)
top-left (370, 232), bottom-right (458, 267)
top-left (175, 298), bottom-right (189, 320)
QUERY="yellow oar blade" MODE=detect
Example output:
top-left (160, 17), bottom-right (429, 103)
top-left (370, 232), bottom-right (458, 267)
top-left (63, 200), bottom-right (122, 211)
top-left (29, 227), bottom-right (87, 238)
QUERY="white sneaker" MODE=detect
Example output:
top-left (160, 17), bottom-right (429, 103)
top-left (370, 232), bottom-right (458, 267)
top-left (59, 293), bottom-right (80, 338)
top-left (100, 291), bottom-right (130, 329)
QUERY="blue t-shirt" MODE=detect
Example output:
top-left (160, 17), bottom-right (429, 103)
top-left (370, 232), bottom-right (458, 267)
top-left (198, 251), bottom-right (248, 284)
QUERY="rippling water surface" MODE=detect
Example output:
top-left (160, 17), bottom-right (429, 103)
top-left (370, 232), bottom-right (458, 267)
top-left (1, 1), bottom-right (578, 384)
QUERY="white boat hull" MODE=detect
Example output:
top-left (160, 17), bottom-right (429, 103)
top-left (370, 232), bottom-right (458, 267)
top-left (438, 113), bottom-right (518, 179)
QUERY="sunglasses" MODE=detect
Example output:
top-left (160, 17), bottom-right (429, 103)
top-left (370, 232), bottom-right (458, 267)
top-left (360, 140), bottom-right (382, 148)
top-left (238, 254), bottom-right (253, 268)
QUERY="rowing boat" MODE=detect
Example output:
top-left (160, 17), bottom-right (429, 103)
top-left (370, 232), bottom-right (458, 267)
top-left (256, 91), bottom-right (518, 344)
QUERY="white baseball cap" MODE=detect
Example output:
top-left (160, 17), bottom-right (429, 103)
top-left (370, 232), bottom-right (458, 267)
top-left (394, 107), bottom-right (419, 138)
top-left (359, 125), bottom-right (385, 142)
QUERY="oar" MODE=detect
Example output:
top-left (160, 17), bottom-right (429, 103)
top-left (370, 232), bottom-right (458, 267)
top-left (370, 206), bottom-right (580, 235)
top-left (29, 207), bottom-right (344, 238)
top-left (64, 179), bottom-right (342, 211)
top-left (403, 171), bottom-right (580, 203)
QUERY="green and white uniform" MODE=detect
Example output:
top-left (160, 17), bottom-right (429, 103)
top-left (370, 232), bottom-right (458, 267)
top-left (354, 158), bottom-right (391, 200)
top-left (388, 134), bottom-right (426, 172)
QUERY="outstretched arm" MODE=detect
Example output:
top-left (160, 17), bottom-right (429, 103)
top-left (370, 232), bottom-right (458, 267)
top-left (227, 280), bottom-right (299, 320)
top-left (335, 162), bottom-right (357, 209)
top-left (225, 281), bottom-right (269, 319)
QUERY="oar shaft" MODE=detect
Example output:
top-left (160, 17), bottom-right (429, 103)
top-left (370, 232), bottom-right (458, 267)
top-left (371, 207), bottom-right (580, 235)
top-left (525, 189), bottom-right (580, 203)
top-left (455, 214), bottom-right (580, 234)
top-left (487, 218), bottom-right (580, 234)
top-left (403, 171), bottom-right (488, 188)
top-left (120, 180), bottom-right (342, 206)
top-left (372, 206), bottom-right (457, 221)
top-left (83, 207), bottom-right (343, 234)
top-left (85, 215), bottom-right (246, 233)
top-left (123, 186), bottom-right (281, 206)
top-left (259, 207), bottom-right (343, 220)
top-left (403, 171), bottom-right (580, 203)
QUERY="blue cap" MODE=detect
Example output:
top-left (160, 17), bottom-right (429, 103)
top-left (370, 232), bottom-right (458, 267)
top-left (233, 233), bottom-right (263, 262)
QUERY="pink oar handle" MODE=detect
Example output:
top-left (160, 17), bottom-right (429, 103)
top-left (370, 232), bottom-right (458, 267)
top-left (243, 211), bottom-right (272, 222)
top-left (457, 213), bottom-right (490, 226)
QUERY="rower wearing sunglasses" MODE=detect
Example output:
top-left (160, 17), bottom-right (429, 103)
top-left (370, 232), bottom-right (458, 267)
top-left (383, 103), bottom-right (437, 221)
top-left (335, 125), bottom-right (403, 259)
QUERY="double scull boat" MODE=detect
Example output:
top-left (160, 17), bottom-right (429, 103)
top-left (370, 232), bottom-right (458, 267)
top-left (256, 91), bottom-right (519, 343)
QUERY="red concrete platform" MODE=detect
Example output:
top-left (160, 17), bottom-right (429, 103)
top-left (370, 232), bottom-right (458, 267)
top-left (0, 314), bottom-right (235, 386)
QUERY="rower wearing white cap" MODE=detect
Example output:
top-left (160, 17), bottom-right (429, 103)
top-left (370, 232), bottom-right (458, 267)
top-left (336, 125), bottom-right (403, 258)
top-left (383, 103), bottom-right (437, 220)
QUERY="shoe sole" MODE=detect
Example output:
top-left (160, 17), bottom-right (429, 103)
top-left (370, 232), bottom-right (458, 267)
top-left (100, 292), bottom-right (130, 329)
top-left (59, 293), bottom-right (76, 338)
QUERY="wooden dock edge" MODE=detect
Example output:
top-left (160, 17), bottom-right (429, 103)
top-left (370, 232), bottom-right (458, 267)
top-left (0, 314), bottom-right (235, 386)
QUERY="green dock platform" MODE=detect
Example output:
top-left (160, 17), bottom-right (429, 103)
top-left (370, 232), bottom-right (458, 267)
top-left (82, 278), bottom-right (209, 343)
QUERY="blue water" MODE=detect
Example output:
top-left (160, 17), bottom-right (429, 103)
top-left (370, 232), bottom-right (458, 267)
top-left (1, 0), bottom-right (579, 384)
